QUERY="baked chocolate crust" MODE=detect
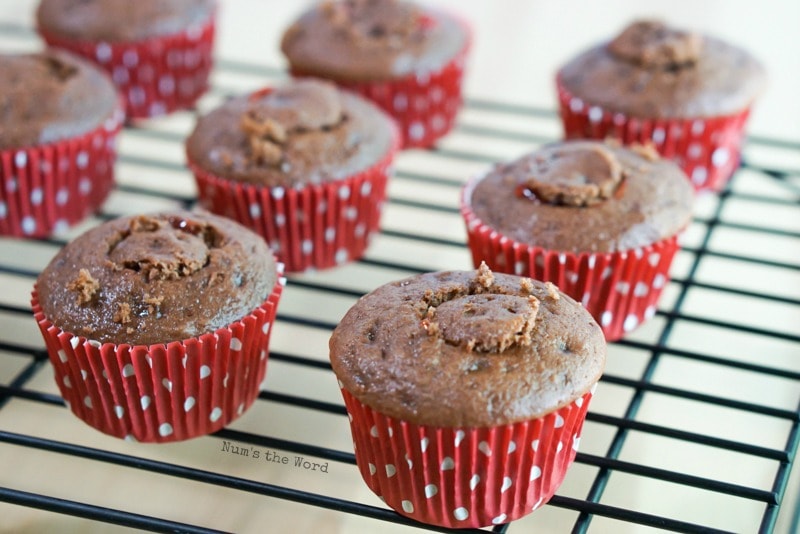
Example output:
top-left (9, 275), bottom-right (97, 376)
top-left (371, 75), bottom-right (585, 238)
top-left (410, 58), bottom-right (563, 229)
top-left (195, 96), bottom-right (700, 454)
top-left (0, 50), bottom-right (118, 149)
top-left (36, 210), bottom-right (278, 345)
top-left (186, 79), bottom-right (396, 187)
top-left (281, 0), bottom-right (468, 81)
top-left (36, 0), bottom-right (215, 42)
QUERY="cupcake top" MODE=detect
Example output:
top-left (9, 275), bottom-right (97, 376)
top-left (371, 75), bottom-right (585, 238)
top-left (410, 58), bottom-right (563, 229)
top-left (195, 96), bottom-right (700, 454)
top-left (36, 210), bottom-right (278, 346)
top-left (186, 79), bottom-right (398, 188)
top-left (466, 140), bottom-right (694, 253)
top-left (36, 0), bottom-right (215, 42)
top-left (0, 50), bottom-right (119, 149)
top-left (329, 264), bottom-right (606, 427)
top-left (280, 0), bottom-right (469, 81)
top-left (558, 20), bottom-right (767, 118)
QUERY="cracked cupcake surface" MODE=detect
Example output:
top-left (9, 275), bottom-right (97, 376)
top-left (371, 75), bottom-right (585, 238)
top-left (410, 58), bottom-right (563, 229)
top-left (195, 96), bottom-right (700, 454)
top-left (329, 264), bottom-right (606, 427)
top-left (36, 210), bottom-right (278, 345)
top-left (186, 78), bottom-right (396, 188)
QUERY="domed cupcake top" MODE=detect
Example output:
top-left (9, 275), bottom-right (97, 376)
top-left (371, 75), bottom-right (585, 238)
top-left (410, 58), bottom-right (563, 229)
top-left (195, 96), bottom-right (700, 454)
top-left (36, 0), bottom-right (215, 42)
top-left (468, 140), bottom-right (694, 253)
top-left (607, 20), bottom-right (702, 69)
top-left (0, 50), bottom-right (118, 149)
top-left (558, 19), bottom-right (766, 118)
top-left (186, 79), bottom-right (397, 187)
top-left (281, 0), bottom-right (469, 80)
top-left (36, 210), bottom-right (278, 345)
top-left (329, 264), bottom-right (606, 427)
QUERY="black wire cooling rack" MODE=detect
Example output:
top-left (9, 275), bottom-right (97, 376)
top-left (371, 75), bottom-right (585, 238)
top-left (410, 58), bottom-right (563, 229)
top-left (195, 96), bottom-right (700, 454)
top-left (1, 26), bottom-right (799, 534)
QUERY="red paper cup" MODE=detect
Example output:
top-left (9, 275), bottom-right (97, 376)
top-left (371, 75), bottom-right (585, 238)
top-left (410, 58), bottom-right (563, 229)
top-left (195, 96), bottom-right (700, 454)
top-left (461, 179), bottom-right (682, 341)
top-left (556, 74), bottom-right (751, 192)
top-left (31, 270), bottom-right (284, 443)
top-left (38, 12), bottom-right (215, 119)
top-left (188, 109), bottom-right (400, 273)
top-left (0, 105), bottom-right (124, 238)
top-left (340, 385), bottom-right (594, 528)
top-left (289, 19), bottom-right (471, 149)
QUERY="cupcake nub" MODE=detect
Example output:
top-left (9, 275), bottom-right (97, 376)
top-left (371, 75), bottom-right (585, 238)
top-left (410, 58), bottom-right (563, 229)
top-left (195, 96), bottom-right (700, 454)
top-left (67, 269), bottom-right (99, 305)
top-left (420, 263), bottom-right (540, 353)
top-left (428, 293), bottom-right (539, 353)
top-left (518, 142), bottom-right (624, 207)
top-left (321, 0), bottom-right (425, 47)
top-left (240, 80), bottom-right (346, 168)
top-left (107, 215), bottom-right (216, 281)
top-left (608, 20), bottom-right (702, 69)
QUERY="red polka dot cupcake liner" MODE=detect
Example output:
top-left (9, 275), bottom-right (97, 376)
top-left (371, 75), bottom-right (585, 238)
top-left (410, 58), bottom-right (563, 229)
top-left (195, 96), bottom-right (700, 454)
top-left (290, 21), bottom-right (471, 149)
top-left (0, 105), bottom-right (124, 238)
top-left (340, 386), bottom-right (594, 528)
top-left (30, 271), bottom-right (284, 443)
top-left (556, 75), bottom-right (752, 192)
top-left (188, 133), bottom-right (399, 274)
top-left (38, 12), bottom-right (215, 119)
top-left (461, 182), bottom-right (682, 341)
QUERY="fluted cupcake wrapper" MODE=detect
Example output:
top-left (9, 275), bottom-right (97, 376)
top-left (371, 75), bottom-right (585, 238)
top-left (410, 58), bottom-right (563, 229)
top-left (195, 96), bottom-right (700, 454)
top-left (340, 386), bottom-right (594, 529)
top-left (39, 11), bottom-right (215, 119)
top-left (0, 105), bottom-right (124, 238)
top-left (189, 131), bottom-right (398, 273)
top-left (555, 75), bottom-right (752, 192)
top-left (461, 180), bottom-right (682, 341)
top-left (290, 18), bottom-right (471, 149)
top-left (30, 270), bottom-right (284, 443)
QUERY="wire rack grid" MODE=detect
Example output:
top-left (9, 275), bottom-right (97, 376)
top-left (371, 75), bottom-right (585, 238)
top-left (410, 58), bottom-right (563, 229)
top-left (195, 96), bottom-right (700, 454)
top-left (0, 18), bottom-right (799, 534)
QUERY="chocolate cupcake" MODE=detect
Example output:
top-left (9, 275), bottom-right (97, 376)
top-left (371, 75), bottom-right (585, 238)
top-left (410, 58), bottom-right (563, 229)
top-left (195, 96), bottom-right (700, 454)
top-left (0, 50), bottom-right (122, 237)
top-left (281, 0), bottom-right (471, 148)
top-left (462, 140), bottom-right (694, 340)
top-left (556, 20), bottom-right (766, 191)
top-left (36, 0), bottom-right (216, 119)
top-left (330, 264), bottom-right (606, 528)
top-left (32, 210), bottom-right (284, 442)
top-left (186, 78), bottom-right (399, 272)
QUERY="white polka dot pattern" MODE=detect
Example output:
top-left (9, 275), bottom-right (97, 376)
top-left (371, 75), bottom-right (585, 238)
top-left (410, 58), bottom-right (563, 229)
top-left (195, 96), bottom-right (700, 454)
top-left (38, 14), bottom-right (215, 119)
top-left (340, 387), bottom-right (594, 528)
top-left (556, 76), bottom-right (753, 192)
top-left (0, 106), bottom-right (122, 238)
top-left (295, 30), bottom-right (470, 149)
top-left (31, 267), bottom-right (284, 443)
top-left (188, 130), bottom-right (397, 273)
top-left (461, 177), bottom-right (682, 340)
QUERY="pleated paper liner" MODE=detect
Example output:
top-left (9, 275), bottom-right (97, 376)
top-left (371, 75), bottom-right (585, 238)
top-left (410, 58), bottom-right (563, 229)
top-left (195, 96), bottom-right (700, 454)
top-left (188, 120), bottom-right (399, 273)
top-left (461, 180), bottom-right (682, 341)
top-left (31, 270), bottom-right (284, 443)
top-left (0, 104), bottom-right (124, 238)
top-left (340, 386), bottom-right (594, 529)
top-left (556, 75), bottom-right (752, 192)
top-left (289, 17), bottom-right (471, 149)
top-left (38, 11), bottom-right (215, 119)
